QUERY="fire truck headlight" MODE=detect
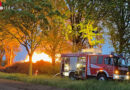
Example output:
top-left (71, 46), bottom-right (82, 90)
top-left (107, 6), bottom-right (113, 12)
top-left (126, 76), bottom-right (129, 80)
top-left (114, 75), bottom-right (119, 79)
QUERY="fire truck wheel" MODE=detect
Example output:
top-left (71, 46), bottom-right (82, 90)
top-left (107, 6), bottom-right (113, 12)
top-left (97, 74), bottom-right (107, 80)
top-left (69, 72), bottom-right (76, 80)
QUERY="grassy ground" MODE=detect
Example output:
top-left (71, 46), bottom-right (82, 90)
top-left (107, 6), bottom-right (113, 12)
top-left (0, 72), bottom-right (130, 90)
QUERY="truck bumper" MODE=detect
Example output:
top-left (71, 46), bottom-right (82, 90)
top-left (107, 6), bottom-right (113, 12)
top-left (113, 74), bottom-right (129, 80)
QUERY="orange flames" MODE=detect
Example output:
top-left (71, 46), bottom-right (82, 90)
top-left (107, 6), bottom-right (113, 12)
top-left (24, 52), bottom-right (52, 63)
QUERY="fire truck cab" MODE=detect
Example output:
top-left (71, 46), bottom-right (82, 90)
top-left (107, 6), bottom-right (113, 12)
top-left (61, 53), bottom-right (129, 80)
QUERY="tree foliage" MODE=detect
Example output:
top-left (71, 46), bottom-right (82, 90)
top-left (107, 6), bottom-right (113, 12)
top-left (0, 23), bottom-right (20, 66)
top-left (65, 0), bottom-right (111, 52)
top-left (104, 0), bottom-right (130, 59)
top-left (0, 0), bottom-right (53, 75)
top-left (38, 0), bottom-right (72, 66)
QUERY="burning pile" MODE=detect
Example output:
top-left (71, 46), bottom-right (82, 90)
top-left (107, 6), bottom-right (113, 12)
top-left (0, 52), bottom-right (61, 74)
top-left (24, 52), bottom-right (52, 63)
top-left (23, 52), bottom-right (60, 63)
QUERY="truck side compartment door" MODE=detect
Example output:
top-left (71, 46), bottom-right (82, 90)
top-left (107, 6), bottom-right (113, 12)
top-left (70, 57), bottom-right (77, 71)
top-left (90, 55), bottom-right (98, 76)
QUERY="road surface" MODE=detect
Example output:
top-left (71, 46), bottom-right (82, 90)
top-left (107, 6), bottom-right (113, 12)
top-left (0, 79), bottom-right (68, 90)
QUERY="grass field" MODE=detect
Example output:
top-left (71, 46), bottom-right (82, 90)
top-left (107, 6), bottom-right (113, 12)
top-left (0, 72), bottom-right (130, 90)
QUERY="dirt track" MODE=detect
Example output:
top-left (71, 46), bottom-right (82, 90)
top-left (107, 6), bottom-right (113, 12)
top-left (0, 79), bottom-right (68, 90)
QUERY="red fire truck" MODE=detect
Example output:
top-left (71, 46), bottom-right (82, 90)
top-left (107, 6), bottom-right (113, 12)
top-left (61, 52), bottom-right (129, 80)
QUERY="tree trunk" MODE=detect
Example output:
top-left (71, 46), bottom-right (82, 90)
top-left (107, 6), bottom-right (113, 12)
top-left (52, 54), bottom-right (55, 67)
top-left (0, 50), bottom-right (4, 66)
top-left (5, 53), bottom-right (10, 65)
top-left (29, 54), bottom-right (33, 76)
top-left (52, 54), bottom-right (56, 74)
top-left (0, 57), bottom-right (2, 66)
top-left (9, 48), bottom-right (13, 65)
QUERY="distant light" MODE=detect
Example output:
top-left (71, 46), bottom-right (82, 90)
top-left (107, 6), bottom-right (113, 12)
top-left (127, 72), bottom-right (129, 75)
top-left (0, 6), bottom-right (3, 10)
top-left (110, 55), bottom-right (113, 57)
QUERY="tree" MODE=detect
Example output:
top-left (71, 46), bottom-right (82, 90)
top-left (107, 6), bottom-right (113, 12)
top-left (38, 0), bottom-right (71, 66)
top-left (0, 24), bottom-right (20, 66)
top-left (39, 16), bottom-right (72, 67)
top-left (4, 37), bottom-right (20, 65)
top-left (0, 0), bottom-right (52, 75)
top-left (78, 21), bottom-right (104, 47)
top-left (104, 0), bottom-right (130, 59)
top-left (0, 40), bottom-right (5, 66)
top-left (65, 0), bottom-right (111, 52)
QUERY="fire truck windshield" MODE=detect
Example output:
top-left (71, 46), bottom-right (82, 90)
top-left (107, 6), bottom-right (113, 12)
top-left (113, 57), bottom-right (127, 67)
